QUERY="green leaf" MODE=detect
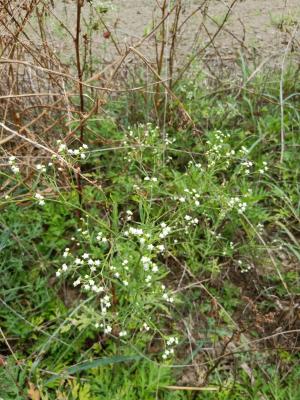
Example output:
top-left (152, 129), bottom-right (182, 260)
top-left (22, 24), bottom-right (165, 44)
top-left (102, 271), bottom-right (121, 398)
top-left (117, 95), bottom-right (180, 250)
top-left (46, 355), bottom-right (142, 383)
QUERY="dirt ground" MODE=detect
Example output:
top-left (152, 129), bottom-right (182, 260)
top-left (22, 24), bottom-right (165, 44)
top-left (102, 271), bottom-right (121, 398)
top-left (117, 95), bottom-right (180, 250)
top-left (53, 0), bottom-right (300, 69)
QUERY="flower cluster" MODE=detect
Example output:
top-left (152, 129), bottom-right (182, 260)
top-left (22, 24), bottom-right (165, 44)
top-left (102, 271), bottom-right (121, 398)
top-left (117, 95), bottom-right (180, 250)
top-left (159, 222), bottom-right (171, 239)
top-left (240, 159), bottom-right (253, 175)
top-left (96, 231), bottom-right (109, 244)
top-left (57, 140), bottom-right (88, 160)
top-left (184, 214), bottom-right (199, 226)
top-left (259, 161), bottom-right (268, 174)
top-left (35, 193), bottom-right (45, 206)
top-left (54, 220), bottom-right (177, 342)
top-left (144, 176), bottom-right (158, 183)
top-left (179, 188), bottom-right (201, 207)
top-left (8, 156), bottom-right (19, 174)
top-left (237, 260), bottom-right (252, 273)
top-left (36, 163), bottom-right (47, 173)
top-left (206, 131), bottom-right (234, 167)
top-left (56, 249), bottom-right (103, 293)
top-left (227, 196), bottom-right (247, 214)
top-left (162, 336), bottom-right (178, 360)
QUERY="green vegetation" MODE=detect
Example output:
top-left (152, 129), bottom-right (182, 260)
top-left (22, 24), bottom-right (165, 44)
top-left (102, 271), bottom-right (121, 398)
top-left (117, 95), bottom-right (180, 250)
top-left (1, 63), bottom-right (300, 399)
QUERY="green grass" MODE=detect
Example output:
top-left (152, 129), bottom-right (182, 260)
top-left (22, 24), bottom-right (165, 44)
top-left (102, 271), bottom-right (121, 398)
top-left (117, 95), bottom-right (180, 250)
top-left (1, 64), bottom-right (300, 399)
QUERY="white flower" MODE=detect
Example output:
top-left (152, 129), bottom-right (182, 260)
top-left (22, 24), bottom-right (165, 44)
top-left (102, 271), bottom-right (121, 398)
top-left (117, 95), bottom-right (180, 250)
top-left (159, 226), bottom-right (171, 238)
top-left (11, 165), bottom-right (20, 174)
top-left (56, 270), bottom-right (61, 277)
top-left (163, 293), bottom-right (174, 303)
top-left (35, 193), bottom-right (45, 206)
top-left (62, 263), bottom-right (68, 271)
top-left (143, 323), bottom-right (150, 331)
top-left (128, 227), bottom-right (144, 236)
top-left (82, 253), bottom-right (89, 259)
top-left (104, 325), bottom-right (112, 334)
top-left (119, 330), bottom-right (127, 337)
top-left (152, 264), bottom-right (158, 273)
top-left (36, 164), bottom-right (46, 172)
top-left (73, 278), bottom-right (81, 287)
top-left (58, 143), bottom-right (67, 152)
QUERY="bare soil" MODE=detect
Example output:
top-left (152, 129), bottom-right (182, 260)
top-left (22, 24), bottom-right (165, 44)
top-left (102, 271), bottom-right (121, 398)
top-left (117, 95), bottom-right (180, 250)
top-left (49, 0), bottom-right (300, 80)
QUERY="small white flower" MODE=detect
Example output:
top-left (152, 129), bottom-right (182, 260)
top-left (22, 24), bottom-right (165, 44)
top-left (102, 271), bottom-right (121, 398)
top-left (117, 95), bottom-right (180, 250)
top-left (152, 264), bottom-right (158, 273)
top-left (143, 323), bottom-right (150, 331)
top-left (73, 278), bottom-right (81, 287)
top-left (62, 263), bottom-right (68, 271)
top-left (11, 165), bottom-right (20, 174)
top-left (104, 325), bottom-right (112, 334)
top-left (36, 164), bottom-right (46, 172)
